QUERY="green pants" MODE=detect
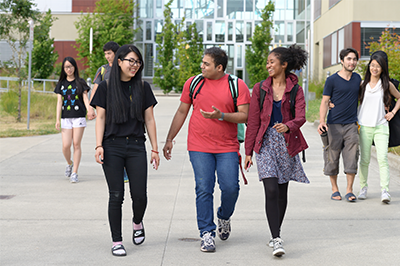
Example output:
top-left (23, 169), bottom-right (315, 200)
top-left (359, 124), bottom-right (390, 191)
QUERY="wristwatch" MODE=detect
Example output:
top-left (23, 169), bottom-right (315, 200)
top-left (218, 112), bottom-right (225, 121)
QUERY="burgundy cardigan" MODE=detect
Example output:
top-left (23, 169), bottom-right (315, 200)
top-left (245, 73), bottom-right (308, 157)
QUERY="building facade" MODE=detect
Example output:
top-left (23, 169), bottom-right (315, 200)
top-left (136, 0), bottom-right (311, 84)
top-left (313, 0), bottom-right (400, 80)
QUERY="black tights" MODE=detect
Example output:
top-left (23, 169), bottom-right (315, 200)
top-left (262, 178), bottom-right (288, 239)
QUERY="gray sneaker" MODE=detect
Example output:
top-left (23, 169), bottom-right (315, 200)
top-left (217, 218), bottom-right (231, 240)
top-left (358, 187), bottom-right (368, 200)
top-left (272, 237), bottom-right (285, 257)
top-left (70, 173), bottom-right (79, 183)
top-left (65, 162), bottom-right (73, 178)
top-left (200, 231), bottom-right (215, 252)
top-left (381, 189), bottom-right (391, 203)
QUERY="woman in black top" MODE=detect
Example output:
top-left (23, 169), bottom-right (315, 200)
top-left (54, 57), bottom-right (94, 183)
top-left (91, 44), bottom-right (160, 256)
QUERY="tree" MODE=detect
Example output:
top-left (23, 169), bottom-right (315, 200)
top-left (367, 27), bottom-right (400, 80)
top-left (154, 0), bottom-right (177, 94)
top-left (74, 0), bottom-right (135, 79)
top-left (0, 0), bottom-right (40, 122)
top-left (245, 1), bottom-right (275, 88)
top-left (175, 20), bottom-right (203, 92)
top-left (28, 9), bottom-right (58, 79)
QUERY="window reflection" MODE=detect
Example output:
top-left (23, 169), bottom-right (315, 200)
top-left (140, 0), bottom-right (153, 18)
top-left (144, 43), bottom-right (153, 76)
top-left (195, 0), bottom-right (214, 19)
top-left (246, 22), bottom-right (252, 41)
top-left (217, 0), bottom-right (224, 17)
top-left (274, 21), bottom-right (285, 43)
top-left (146, 21), bottom-right (152, 41)
top-left (207, 21), bottom-right (212, 41)
top-left (171, 0), bottom-right (184, 18)
top-left (227, 0), bottom-right (244, 19)
top-left (228, 22), bottom-right (233, 41)
top-left (236, 21), bottom-right (244, 42)
top-left (255, 0), bottom-right (268, 19)
top-left (215, 21), bottom-right (225, 42)
top-left (154, 20), bottom-right (162, 41)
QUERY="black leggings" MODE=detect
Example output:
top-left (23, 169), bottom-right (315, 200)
top-left (102, 137), bottom-right (148, 242)
top-left (262, 178), bottom-right (288, 239)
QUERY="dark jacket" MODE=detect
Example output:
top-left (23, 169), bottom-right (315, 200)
top-left (245, 73), bottom-right (308, 157)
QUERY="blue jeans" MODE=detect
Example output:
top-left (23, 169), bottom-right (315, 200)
top-left (189, 151), bottom-right (240, 237)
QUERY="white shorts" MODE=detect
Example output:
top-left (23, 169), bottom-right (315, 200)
top-left (61, 117), bottom-right (87, 129)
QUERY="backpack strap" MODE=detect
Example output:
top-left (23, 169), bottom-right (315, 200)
top-left (259, 80), bottom-right (266, 111)
top-left (289, 84), bottom-right (299, 118)
top-left (228, 74), bottom-right (239, 112)
top-left (189, 74), bottom-right (205, 100)
top-left (100, 66), bottom-right (106, 81)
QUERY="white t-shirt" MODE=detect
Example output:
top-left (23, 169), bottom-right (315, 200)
top-left (358, 79), bottom-right (388, 127)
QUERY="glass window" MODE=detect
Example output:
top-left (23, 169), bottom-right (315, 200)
top-left (338, 28), bottom-right (344, 62)
top-left (136, 20), bottom-right (143, 42)
top-left (207, 21), bottom-right (212, 41)
top-left (146, 21), bottom-right (152, 41)
top-left (236, 21), bottom-right (244, 43)
top-left (237, 44), bottom-right (243, 67)
top-left (228, 22), bottom-right (233, 41)
top-left (156, 0), bottom-right (163, 17)
top-left (215, 21), bottom-right (225, 42)
top-left (171, 0), bottom-right (184, 18)
top-left (140, 0), bottom-right (153, 18)
top-left (227, 0), bottom-right (244, 19)
top-left (245, 0), bottom-right (254, 19)
top-left (195, 0), bottom-right (214, 19)
top-left (286, 0), bottom-right (294, 20)
top-left (246, 22), bottom-right (252, 41)
top-left (361, 27), bottom-right (400, 56)
top-left (255, 0), bottom-right (268, 19)
top-left (195, 20), bottom-right (204, 41)
top-left (226, 44), bottom-right (234, 74)
top-left (296, 21), bottom-right (305, 44)
top-left (274, 21), bottom-right (285, 44)
top-left (331, 32), bottom-right (337, 65)
top-left (287, 22), bottom-right (293, 42)
top-left (217, 0), bottom-right (224, 17)
top-left (144, 43), bottom-right (153, 76)
top-left (154, 20), bottom-right (163, 41)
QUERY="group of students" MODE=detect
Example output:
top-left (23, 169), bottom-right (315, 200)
top-left (53, 43), bottom-right (398, 258)
top-left (318, 48), bottom-right (400, 204)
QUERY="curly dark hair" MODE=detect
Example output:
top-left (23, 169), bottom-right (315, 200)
top-left (270, 44), bottom-right (308, 75)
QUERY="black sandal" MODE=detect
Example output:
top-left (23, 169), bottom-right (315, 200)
top-left (111, 244), bottom-right (126, 256)
top-left (133, 222), bottom-right (145, 245)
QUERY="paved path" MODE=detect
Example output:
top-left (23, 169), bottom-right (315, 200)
top-left (1, 96), bottom-right (399, 266)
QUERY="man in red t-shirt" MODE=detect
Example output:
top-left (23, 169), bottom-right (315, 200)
top-left (163, 47), bottom-right (250, 252)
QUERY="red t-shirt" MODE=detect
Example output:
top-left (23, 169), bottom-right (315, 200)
top-left (180, 74), bottom-right (250, 153)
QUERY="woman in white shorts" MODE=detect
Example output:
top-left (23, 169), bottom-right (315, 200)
top-left (54, 57), bottom-right (94, 183)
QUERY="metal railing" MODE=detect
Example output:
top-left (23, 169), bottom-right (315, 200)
top-left (0, 76), bottom-right (58, 93)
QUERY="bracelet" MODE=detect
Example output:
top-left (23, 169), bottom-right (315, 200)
top-left (151, 150), bottom-right (159, 154)
top-left (95, 145), bottom-right (103, 150)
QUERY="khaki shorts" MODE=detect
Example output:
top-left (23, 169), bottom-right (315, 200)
top-left (323, 123), bottom-right (359, 176)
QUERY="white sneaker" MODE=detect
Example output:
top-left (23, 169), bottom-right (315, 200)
top-left (358, 187), bottom-right (368, 200)
top-left (381, 189), bottom-right (391, 203)
top-left (200, 231), bottom-right (215, 252)
top-left (70, 173), bottom-right (79, 183)
top-left (272, 237), bottom-right (285, 257)
top-left (65, 162), bottom-right (73, 178)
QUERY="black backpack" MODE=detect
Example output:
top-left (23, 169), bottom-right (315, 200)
top-left (259, 80), bottom-right (305, 162)
top-left (388, 78), bottom-right (400, 147)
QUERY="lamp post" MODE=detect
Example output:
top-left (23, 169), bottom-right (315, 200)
top-left (27, 19), bottom-right (34, 130)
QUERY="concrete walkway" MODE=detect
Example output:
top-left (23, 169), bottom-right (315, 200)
top-left (1, 96), bottom-right (399, 266)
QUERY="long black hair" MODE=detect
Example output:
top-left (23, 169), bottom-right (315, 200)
top-left (270, 44), bottom-right (308, 75)
top-left (106, 44), bottom-right (145, 124)
top-left (359, 51), bottom-right (391, 107)
top-left (58, 57), bottom-right (85, 96)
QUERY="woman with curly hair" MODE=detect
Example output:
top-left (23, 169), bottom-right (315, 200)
top-left (244, 44), bottom-right (310, 257)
